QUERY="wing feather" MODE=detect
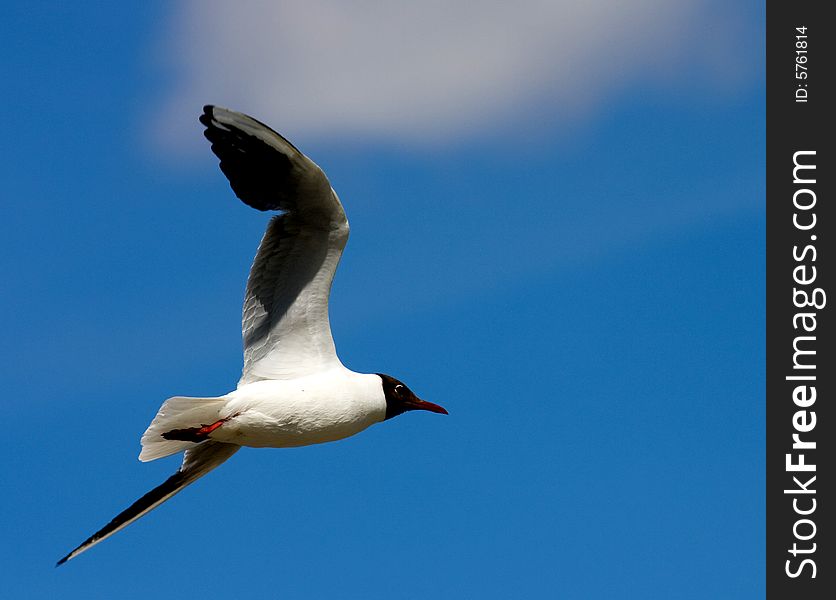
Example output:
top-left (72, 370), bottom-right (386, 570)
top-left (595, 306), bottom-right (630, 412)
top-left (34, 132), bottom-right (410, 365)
top-left (200, 106), bottom-right (349, 383)
top-left (57, 441), bottom-right (238, 565)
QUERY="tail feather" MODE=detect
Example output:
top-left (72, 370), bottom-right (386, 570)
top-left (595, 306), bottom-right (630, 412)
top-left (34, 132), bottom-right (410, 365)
top-left (57, 441), bottom-right (239, 566)
top-left (139, 396), bottom-right (228, 462)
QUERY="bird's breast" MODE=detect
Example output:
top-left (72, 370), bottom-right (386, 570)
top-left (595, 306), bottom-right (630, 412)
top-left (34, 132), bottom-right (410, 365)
top-left (211, 373), bottom-right (386, 448)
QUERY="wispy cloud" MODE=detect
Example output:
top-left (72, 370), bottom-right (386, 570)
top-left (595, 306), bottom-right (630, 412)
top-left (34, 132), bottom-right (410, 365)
top-left (151, 0), bottom-right (755, 153)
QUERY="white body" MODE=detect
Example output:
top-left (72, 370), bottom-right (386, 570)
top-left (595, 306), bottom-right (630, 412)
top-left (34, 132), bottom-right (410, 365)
top-left (138, 368), bottom-right (386, 461)
top-left (217, 369), bottom-right (386, 447)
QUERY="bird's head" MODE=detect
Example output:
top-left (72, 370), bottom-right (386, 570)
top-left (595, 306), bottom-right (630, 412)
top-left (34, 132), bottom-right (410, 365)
top-left (377, 374), bottom-right (448, 420)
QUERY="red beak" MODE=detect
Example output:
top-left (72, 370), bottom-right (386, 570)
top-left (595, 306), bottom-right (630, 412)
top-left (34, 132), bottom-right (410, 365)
top-left (407, 398), bottom-right (449, 415)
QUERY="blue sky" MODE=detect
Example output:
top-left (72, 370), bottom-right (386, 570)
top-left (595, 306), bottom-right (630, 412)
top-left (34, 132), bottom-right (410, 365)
top-left (2, 2), bottom-right (764, 598)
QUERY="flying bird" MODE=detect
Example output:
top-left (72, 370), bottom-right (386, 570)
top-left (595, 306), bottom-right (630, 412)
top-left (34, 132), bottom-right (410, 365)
top-left (58, 106), bottom-right (447, 565)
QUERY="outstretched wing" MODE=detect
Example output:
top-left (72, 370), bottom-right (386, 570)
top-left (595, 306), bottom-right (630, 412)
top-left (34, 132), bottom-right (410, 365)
top-left (200, 106), bottom-right (349, 384)
top-left (57, 441), bottom-right (239, 565)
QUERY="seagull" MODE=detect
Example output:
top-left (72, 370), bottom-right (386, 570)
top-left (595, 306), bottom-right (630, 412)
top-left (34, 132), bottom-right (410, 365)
top-left (57, 105), bottom-right (447, 565)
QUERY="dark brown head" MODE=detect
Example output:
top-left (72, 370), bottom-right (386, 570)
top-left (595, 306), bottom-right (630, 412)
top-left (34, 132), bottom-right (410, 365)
top-left (378, 373), bottom-right (448, 420)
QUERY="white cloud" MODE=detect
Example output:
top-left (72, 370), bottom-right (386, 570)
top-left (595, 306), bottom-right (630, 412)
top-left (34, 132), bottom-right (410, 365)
top-left (152, 0), bottom-right (754, 152)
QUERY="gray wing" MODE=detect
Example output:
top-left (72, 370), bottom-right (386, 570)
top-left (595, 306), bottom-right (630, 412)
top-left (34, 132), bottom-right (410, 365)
top-left (201, 105), bottom-right (349, 383)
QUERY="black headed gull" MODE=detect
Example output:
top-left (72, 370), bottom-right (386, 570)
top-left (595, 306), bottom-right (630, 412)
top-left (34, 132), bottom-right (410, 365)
top-left (57, 106), bottom-right (447, 565)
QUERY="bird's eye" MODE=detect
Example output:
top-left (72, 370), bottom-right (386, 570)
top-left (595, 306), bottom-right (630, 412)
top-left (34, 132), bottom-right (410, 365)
top-left (395, 384), bottom-right (404, 394)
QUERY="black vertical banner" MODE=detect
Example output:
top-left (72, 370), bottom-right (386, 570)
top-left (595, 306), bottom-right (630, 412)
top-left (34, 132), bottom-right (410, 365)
top-left (767, 2), bottom-right (833, 598)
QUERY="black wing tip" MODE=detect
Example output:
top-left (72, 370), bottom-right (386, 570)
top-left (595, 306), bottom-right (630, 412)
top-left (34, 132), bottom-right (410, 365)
top-left (200, 105), bottom-right (228, 129)
top-left (55, 471), bottom-right (188, 567)
top-left (56, 548), bottom-right (79, 566)
top-left (56, 544), bottom-right (84, 567)
top-left (199, 106), bottom-right (216, 128)
top-left (56, 535), bottom-right (99, 567)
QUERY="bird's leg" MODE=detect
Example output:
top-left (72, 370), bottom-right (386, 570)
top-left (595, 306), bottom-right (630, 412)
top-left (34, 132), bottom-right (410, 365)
top-left (161, 414), bottom-right (238, 442)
